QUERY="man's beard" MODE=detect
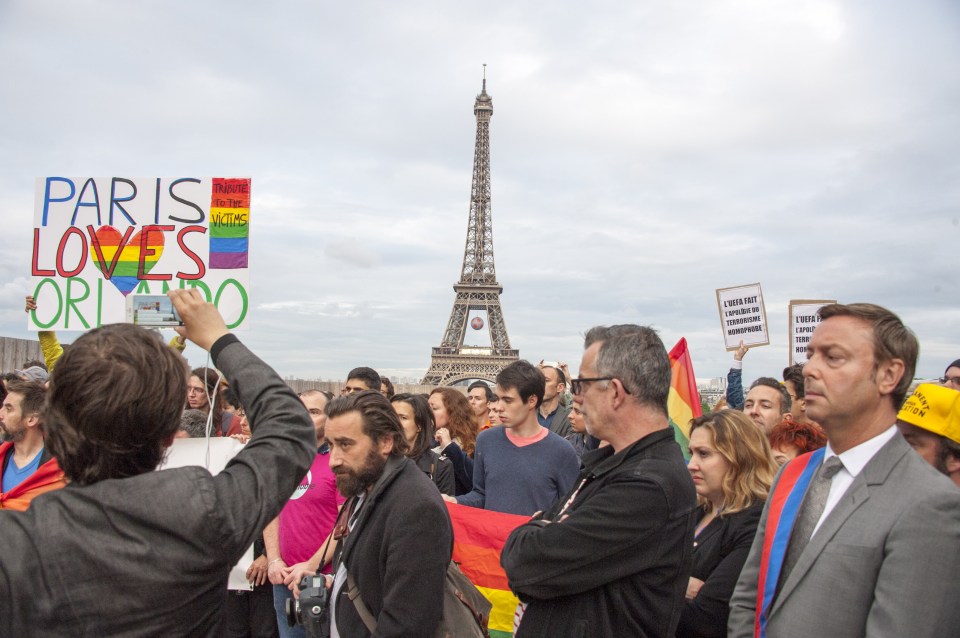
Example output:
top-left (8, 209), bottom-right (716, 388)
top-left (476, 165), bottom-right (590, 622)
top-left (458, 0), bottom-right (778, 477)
top-left (0, 424), bottom-right (24, 444)
top-left (334, 446), bottom-right (388, 497)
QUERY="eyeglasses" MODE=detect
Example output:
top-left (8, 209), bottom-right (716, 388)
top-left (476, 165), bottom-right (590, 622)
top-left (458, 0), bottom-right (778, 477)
top-left (939, 376), bottom-right (960, 386)
top-left (570, 377), bottom-right (614, 395)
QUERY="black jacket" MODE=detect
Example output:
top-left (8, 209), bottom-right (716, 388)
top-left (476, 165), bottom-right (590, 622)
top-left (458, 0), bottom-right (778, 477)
top-left (676, 502), bottom-right (764, 638)
top-left (414, 449), bottom-right (455, 496)
top-left (502, 428), bottom-right (698, 638)
top-left (440, 441), bottom-right (474, 496)
top-left (332, 455), bottom-right (453, 637)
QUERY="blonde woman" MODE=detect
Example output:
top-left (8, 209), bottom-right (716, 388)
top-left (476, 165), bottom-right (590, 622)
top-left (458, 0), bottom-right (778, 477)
top-left (677, 410), bottom-right (777, 638)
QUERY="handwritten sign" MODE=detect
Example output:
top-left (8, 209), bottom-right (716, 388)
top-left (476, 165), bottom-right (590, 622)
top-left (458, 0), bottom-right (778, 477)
top-left (716, 283), bottom-right (769, 350)
top-left (789, 299), bottom-right (835, 365)
top-left (29, 176), bottom-right (251, 331)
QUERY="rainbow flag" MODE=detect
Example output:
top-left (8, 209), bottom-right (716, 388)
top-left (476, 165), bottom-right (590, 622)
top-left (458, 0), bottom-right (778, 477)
top-left (668, 337), bottom-right (702, 459)
top-left (754, 448), bottom-right (824, 638)
top-left (209, 177), bottom-right (250, 268)
top-left (446, 502), bottom-right (529, 638)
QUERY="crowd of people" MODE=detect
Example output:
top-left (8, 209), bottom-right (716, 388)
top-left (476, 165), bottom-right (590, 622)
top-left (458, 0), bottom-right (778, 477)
top-left (1, 293), bottom-right (959, 637)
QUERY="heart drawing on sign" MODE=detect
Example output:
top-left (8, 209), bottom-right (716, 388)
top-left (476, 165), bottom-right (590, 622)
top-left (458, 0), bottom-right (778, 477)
top-left (89, 226), bottom-right (166, 296)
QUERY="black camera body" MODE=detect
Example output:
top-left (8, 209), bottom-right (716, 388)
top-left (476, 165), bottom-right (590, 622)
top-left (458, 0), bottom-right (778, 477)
top-left (285, 575), bottom-right (330, 638)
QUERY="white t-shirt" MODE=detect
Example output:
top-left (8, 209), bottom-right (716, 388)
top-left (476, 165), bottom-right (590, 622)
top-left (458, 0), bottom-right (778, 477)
top-left (330, 493), bottom-right (365, 638)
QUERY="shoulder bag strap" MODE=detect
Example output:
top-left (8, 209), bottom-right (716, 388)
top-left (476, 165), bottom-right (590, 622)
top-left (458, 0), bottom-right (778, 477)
top-left (345, 571), bottom-right (378, 634)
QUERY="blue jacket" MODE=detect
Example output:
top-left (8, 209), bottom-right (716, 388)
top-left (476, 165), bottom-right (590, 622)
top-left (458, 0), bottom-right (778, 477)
top-left (726, 366), bottom-right (744, 410)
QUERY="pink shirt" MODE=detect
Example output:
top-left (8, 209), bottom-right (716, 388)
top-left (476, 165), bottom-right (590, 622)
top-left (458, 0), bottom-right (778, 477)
top-left (504, 426), bottom-right (549, 447)
top-left (279, 449), bottom-right (344, 571)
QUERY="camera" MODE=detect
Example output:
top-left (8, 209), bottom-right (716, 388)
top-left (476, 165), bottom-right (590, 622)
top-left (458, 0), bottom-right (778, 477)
top-left (285, 575), bottom-right (329, 638)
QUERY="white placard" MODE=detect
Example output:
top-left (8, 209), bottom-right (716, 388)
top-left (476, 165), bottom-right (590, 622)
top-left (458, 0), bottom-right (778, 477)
top-left (29, 176), bottom-right (251, 331)
top-left (159, 436), bottom-right (253, 590)
top-left (789, 300), bottom-right (835, 366)
top-left (716, 283), bottom-right (769, 350)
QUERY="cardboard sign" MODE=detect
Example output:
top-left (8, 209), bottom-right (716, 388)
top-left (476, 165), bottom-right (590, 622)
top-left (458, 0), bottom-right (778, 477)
top-left (788, 300), bottom-right (836, 365)
top-left (29, 176), bottom-right (251, 331)
top-left (716, 283), bottom-right (769, 350)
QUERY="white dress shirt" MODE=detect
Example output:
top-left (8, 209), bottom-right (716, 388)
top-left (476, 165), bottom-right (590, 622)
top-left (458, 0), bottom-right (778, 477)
top-left (813, 425), bottom-right (898, 536)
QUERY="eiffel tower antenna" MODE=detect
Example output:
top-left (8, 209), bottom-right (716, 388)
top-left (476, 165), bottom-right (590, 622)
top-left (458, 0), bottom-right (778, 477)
top-left (421, 70), bottom-right (519, 385)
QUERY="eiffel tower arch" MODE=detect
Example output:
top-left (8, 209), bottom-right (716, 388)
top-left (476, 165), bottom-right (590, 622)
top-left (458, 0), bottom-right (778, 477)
top-left (422, 72), bottom-right (519, 386)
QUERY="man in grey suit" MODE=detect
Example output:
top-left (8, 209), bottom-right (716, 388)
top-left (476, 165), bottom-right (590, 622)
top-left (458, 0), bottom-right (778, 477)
top-left (0, 289), bottom-right (316, 636)
top-left (729, 302), bottom-right (960, 638)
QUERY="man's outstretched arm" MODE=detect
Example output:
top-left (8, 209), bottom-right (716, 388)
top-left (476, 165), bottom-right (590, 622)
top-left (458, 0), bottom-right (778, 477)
top-left (169, 289), bottom-right (315, 557)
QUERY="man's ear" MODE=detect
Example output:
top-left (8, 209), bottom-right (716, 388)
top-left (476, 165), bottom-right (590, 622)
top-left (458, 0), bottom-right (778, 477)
top-left (876, 358), bottom-right (906, 397)
top-left (379, 435), bottom-right (394, 457)
top-left (945, 452), bottom-right (960, 477)
top-left (783, 412), bottom-right (794, 423)
top-left (527, 393), bottom-right (539, 410)
top-left (611, 379), bottom-right (630, 408)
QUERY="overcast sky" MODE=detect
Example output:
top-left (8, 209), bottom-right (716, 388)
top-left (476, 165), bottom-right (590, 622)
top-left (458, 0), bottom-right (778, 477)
top-left (1, 0), bottom-right (958, 384)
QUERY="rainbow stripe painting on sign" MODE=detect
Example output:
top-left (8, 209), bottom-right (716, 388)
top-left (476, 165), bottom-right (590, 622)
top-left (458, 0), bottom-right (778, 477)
top-left (209, 178), bottom-right (250, 269)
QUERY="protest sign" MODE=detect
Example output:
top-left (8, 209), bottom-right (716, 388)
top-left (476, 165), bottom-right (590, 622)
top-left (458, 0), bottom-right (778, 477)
top-left (29, 176), bottom-right (251, 331)
top-left (788, 299), bottom-right (835, 365)
top-left (716, 283), bottom-right (769, 350)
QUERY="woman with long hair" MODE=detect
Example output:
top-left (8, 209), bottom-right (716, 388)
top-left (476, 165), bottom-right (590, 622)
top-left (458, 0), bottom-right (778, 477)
top-left (677, 410), bottom-right (778, 637)
top-left (390, 393), bottom-right (454, 496)
top-left (429, 387), bottom-right (477, 496)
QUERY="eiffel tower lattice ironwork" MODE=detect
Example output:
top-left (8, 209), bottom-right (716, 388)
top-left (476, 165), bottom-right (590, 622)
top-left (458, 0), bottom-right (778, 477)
top-left (421, 73), bottom-right (519, 386)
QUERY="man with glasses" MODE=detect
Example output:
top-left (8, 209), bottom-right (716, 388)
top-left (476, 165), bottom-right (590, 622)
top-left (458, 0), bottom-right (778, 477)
top-left (940, 359), bottom-right (960, 391)
top-left (342, 367), bottom-right (382, 396)
top-left (502, 324), bottom-right (697, 638)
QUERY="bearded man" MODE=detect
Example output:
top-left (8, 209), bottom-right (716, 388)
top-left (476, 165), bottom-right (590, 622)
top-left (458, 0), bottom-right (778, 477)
top-left (323, 390), bottom-right (452, 638)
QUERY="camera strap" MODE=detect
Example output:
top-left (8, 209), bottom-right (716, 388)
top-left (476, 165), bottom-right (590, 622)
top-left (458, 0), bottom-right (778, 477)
top-left (345, 571), bottom-right (378, 634)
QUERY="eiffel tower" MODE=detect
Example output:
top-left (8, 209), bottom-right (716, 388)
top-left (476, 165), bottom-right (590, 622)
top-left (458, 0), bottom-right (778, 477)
top-left (421, 72), bottom-right (519, 386)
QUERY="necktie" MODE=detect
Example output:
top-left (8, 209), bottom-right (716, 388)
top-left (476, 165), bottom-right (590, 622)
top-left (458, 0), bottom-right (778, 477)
top-left (779, 456), bottom-right (844, 586)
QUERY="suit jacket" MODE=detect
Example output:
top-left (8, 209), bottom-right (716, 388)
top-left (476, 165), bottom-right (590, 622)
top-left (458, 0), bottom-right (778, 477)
top-left (332, 455), bottom-right (453, 637)
top-left (728, 433), bottom-right (960, 638)
top-left (544, 403), bottom-right (572, 438)
top-left (677, 502), bottom-right (764, 638)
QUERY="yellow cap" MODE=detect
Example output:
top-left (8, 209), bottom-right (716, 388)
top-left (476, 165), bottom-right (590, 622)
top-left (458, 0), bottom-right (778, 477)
top-left (898, 383), bottom-right (960, 445)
